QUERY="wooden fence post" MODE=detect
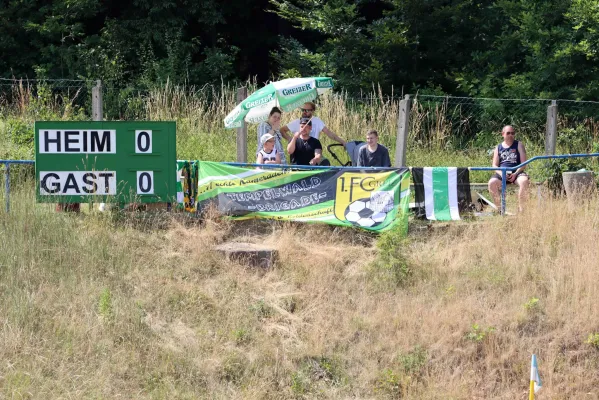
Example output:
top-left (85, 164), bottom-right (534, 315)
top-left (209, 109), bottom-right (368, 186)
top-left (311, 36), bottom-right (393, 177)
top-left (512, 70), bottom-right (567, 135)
top-left (92, 80), bottom-right (103, 121)
top-left (395, 94), bottom-right (411, 167)
top-left (59, 79), bottom-right (103, 212)
top-left (236, 87), bottom-right (248, 163)
top-left (545, 100), bottom-right (557, 155)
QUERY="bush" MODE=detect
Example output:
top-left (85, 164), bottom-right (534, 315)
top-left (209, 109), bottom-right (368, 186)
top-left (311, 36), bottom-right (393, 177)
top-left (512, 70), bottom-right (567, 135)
top-left (368, 225), bottom-right (412, 290)
top-left (585, 333), bottom-right (599, 349)
top-left (6, 119), bottom-right (33, 146)
top-left (540, 157), bottom-right (593, 195)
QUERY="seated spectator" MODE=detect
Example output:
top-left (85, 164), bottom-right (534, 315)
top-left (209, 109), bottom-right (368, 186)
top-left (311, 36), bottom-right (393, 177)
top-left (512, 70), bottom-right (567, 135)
top-left (488, 125), bottom-right (529, 212)
top-left (256, 133), bottom-right (281, 165)
top-left (357, 129), bottom-right (391, 167)
top-left (281, 102), bottom-right (346, 146)
top-left (287, 118), bottom-right (329, 166)
top-left (257, 107), bottom-right (290, 164)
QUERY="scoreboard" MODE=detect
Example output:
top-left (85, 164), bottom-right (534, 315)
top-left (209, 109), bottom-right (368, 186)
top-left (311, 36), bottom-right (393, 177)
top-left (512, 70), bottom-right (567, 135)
top-left (35, 121), bottom-right (176, 203)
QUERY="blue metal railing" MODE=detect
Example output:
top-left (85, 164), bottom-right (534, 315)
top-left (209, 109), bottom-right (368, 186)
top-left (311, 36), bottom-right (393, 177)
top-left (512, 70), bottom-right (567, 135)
top-left (3, 154), bottom-right (599, 214)
top-left (228, 154), bottom-right (599, 215)
top-left (224, 161), bottom-right (399, 171)
top-left (470, 153), bottom-right (599, 214)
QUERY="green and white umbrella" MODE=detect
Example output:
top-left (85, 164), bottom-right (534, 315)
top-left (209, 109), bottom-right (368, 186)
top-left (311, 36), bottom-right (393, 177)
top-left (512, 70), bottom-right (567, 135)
top-left (224, 77), bottom-right (334, 129)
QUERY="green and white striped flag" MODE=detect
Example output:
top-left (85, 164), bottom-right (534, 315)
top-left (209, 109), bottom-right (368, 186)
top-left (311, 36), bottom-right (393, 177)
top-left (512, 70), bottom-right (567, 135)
top-left (412, 167), bottom-right (472, 221)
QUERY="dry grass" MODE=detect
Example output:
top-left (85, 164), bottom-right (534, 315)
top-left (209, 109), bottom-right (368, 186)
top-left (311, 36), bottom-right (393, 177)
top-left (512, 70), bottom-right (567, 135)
top-left (3, 80), bottom-right (599, 398)
top-left (0, 81), bottom-right (494, 171)
top-left (2, 183), bottom-right (599, 398)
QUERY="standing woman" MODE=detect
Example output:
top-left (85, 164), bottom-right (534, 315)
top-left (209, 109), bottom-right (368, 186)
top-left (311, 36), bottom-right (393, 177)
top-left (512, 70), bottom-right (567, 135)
top-left (257, 107), bottom-right (291, 164)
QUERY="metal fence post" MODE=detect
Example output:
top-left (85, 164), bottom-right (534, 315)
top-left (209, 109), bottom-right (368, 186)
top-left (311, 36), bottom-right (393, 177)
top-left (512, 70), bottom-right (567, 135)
top-left (395, 94), bottom-right (411, 167)
top-left (545, 100), bottom-right (558, 155)
top-left (501, 169), bottom-right (507, 216)
top-left (4, 163), bottom-right (9, 213)
top-left (236, 87), bottom-right (248, 163)
top-left (92, 80), bottom-right (103, 121)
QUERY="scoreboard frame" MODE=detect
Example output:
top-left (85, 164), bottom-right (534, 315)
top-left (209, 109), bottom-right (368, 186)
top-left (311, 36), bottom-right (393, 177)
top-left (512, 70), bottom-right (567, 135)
top-left (35, 121), bottom-right (177, 204)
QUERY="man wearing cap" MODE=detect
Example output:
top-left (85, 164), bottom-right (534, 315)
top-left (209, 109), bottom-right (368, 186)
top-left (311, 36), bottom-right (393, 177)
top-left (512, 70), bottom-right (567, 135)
top-left (287, 117), bottom-right (330, 166)
top-left (281, 102), bottom-right (346, 146)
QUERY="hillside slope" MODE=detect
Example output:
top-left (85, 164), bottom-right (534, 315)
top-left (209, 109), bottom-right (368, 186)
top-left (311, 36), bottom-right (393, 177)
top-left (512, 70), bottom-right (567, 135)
top-left (1, 186), bottom-right (599, 399)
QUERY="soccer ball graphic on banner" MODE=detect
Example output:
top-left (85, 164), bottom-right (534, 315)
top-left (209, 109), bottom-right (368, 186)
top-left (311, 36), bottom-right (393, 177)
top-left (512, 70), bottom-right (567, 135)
top-left (344, 196), bottom-right (392, 228)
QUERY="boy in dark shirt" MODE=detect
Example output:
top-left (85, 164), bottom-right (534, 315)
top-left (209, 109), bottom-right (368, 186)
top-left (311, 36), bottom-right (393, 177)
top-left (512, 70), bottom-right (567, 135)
top-left (287, 117), bottom-right (325, 166)
top-left (357, 129), bottom-right (391, 167)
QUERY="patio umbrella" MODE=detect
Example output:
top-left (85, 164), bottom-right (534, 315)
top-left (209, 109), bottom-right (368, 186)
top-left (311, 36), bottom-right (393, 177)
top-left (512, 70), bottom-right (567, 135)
top-left (223, 77), bottom-right (334, 129)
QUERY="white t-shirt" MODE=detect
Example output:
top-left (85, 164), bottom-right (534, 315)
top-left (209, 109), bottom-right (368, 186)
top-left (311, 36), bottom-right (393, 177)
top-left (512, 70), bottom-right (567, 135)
top-left (259, 148), bottom-right (278, 162)
top-left (286, 117), bottom-right (326, 139)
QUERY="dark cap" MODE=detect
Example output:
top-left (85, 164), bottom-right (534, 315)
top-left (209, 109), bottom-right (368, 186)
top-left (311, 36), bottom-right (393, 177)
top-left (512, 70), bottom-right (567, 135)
top-left (300, 117), bottom-right (312, 126)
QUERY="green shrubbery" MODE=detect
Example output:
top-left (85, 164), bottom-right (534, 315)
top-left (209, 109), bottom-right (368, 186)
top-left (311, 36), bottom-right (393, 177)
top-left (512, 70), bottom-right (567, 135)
top-left (368, 224), bottom-right (412, 290)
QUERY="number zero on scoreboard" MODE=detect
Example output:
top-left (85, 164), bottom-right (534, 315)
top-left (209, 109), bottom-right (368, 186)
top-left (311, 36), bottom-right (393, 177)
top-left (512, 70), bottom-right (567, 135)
top-left (135, 130), bottom-right (152, 153)
top-left (137, 171), bottom-right (154, 194)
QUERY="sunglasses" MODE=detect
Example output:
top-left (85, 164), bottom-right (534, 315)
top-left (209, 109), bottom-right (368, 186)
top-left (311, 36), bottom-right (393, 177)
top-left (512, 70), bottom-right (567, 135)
top-left (300, 108), bottom-right (314, 112)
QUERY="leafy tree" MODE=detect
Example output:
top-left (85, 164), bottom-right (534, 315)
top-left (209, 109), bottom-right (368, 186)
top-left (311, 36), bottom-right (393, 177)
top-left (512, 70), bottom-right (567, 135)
top-left (4, 0), bottom-right (599, 100)
top-left (270, 0), bottom-right (411, 93)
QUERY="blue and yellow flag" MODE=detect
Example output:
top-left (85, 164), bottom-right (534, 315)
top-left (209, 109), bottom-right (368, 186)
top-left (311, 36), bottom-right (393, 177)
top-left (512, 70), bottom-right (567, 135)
top-left (529, 354), bottom-right (542, 400)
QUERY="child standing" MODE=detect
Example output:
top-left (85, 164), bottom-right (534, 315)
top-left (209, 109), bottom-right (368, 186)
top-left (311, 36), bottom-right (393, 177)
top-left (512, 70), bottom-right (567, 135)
top-left (256, 133), bottom-right (282, 165)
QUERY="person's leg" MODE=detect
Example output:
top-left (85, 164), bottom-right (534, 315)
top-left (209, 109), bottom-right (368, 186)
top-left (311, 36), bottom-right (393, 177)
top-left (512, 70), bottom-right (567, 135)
top-left (488, 176), bottom-right (502, 209)
top-left (516, 175), bottom-right (529, 212)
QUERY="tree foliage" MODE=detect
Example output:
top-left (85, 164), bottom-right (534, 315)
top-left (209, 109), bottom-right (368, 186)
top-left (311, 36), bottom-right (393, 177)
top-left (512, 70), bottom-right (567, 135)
top-left (2, 0), bottom-right (599, 98)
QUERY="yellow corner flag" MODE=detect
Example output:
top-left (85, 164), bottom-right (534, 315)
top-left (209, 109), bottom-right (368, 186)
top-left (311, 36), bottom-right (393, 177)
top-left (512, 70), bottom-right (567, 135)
top-left (529, 354), bottom-right (542, 399)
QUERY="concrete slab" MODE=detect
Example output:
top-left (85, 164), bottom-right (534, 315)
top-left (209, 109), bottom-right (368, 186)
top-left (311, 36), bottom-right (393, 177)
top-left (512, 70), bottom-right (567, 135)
top-left (215, 242), bottom-right (277, 269)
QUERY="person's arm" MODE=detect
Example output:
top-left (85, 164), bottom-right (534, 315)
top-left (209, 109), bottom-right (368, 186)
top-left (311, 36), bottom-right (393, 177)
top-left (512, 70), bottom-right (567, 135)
top-left (275, 151), bottom-right (282, 164)
top-left (287, 132), bottom-right (299, 155)
top-left (257, 123), bottom-right (269, 149)
top-left (514, 142), bottom-right (527, 174)
top-left (322, 126), bottom-right (346, 146)
top-left (310, 149), bottom-right (323, 165)
top-left (256, 152), bottom-right (264, 164)
top-left (280, 125), bottom-right (291, 137)
top-left (279, 129), bottom-right (291, 141)
top-left (492, 146), bottom-right (501, 175)
top-left (259, 121), bottom-right (284, 142)
top-left (357, 147), bottom-right (365, 167)
top-left (310, 140), bottom-right (323, 165)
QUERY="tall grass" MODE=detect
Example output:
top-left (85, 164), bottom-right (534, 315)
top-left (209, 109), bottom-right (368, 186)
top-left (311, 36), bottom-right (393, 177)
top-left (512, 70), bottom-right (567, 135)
top-left (2, 181), bottom-right (599, 398)
top-left (2, 81), bottom-right (599, 183)
top-left (0, 82), bottom-right (515, 170)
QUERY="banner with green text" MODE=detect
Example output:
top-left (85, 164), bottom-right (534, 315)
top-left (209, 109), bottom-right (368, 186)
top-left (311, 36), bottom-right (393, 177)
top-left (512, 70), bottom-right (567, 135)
top-left (197, 162), bottom-right (411, 233)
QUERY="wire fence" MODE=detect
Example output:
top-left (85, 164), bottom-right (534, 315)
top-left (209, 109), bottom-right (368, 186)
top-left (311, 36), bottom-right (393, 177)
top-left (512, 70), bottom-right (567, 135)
top-left (409, 95), bottom-right (549, 149)
top-left (342, 94), bottom-right (599, 153)
top-left (0, 78), bottom-right (93, 118)
top-left (2, 78), bottom-right (599, 154)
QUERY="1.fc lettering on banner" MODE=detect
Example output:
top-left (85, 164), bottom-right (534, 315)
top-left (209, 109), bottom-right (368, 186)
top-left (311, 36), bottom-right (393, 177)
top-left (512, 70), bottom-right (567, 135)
top-left (334, 172), bottom-right (398, 229)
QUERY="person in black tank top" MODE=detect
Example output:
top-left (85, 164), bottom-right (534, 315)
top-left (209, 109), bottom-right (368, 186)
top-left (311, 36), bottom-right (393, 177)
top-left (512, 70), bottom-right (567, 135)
top-left (487, 125), bottom-right (529, 212)
top-left (287, 117), bottom-right (327, 166)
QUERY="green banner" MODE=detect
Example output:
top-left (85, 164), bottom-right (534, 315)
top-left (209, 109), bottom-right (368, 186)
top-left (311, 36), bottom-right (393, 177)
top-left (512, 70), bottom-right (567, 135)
top-left (176, 160), bottom-right (199, 212)
top-left (196, 162), bottom-right (411, 233)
